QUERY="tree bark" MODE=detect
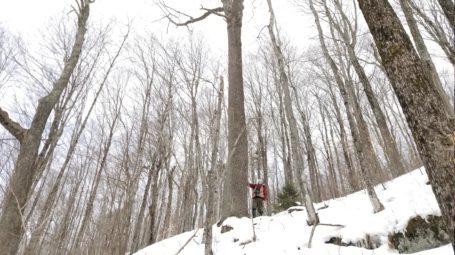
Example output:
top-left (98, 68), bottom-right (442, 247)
top-left (221, 0), bottom-right (249, 219)
top-left (357, 0), bottom-right (454, 247)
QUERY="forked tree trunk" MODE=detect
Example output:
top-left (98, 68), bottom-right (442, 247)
top-left (357, 0), bottom-right (454, 248)
top-left (0, 2), bottom-right (90, 254)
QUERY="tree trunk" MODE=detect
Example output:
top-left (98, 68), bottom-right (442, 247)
top-left (293, 87), bottom-right (321, 202)
top-left (147, 161), bottom-right (162, 245)
top-left (319, 100), bottom-right (339, 198)
top-left (267, 0), bottom-right (319, 225)
top-left (327, 83), bottom-right (358, 191)
top-left (0, 3), bottom-right (90, 254)
top-left (221, 0), bottom-right (249, 219)
top-left (203, 77), bottom-right (223, 254)
top-left (162, 166), bottom-right (175, 240)
top-left (357, 0), bottom-right (454, 247)
top-left (130, 161), bottom-right (154, 252)
top-left (276, 83), bottom-right (294, 185)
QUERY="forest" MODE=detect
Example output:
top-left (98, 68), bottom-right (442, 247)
top-left (0, 0), bottom-right (453, 254)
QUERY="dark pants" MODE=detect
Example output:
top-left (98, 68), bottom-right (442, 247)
top-left (252, 197), bottom-right (264, 217)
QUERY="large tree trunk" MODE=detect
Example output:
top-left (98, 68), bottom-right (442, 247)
top-left (221, 0), bottom-right (249, 219)
top-left (267, 0), bottom-right (319, 225)
top-left (357, 0), bottom-right (454, 248)
top-left (0, 3), bottom-right (90, 254)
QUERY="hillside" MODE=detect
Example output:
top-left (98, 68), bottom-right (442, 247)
top-left (135, 168), bottom-right (453, 255)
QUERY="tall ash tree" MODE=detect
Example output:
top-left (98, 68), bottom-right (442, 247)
top-left (162, 0), bottom-right (249, 219)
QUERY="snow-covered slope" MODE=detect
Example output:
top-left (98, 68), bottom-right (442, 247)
top-left (135, 168), bottom-right (453, 255)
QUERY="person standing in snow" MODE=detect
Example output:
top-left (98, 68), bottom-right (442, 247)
top-left (248, 178), bottom-right (268, 217)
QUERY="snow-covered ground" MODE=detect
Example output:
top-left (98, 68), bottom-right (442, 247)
top-left (135, 168), bottom-right (453, 255)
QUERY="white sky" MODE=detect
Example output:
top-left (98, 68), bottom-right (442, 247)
top-left (0, 0), bottom-right (451, 100)
top-left (0, 0), bottom-right (315, 54)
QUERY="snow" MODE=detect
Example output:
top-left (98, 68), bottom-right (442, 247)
top-left (135, 168), bottom-right (454, 255)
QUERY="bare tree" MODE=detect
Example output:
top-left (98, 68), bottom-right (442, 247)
top-left (162, 0), bottom-right (249, 220)
top-left (0, 1), bottom-right (91, 253)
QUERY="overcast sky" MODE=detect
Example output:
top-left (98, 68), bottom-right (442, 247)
top-left (0, 0), bottom-right (315, 54)
top-left (0, 0), bottom-right (451, 97)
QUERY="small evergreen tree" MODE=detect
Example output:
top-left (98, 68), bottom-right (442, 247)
top-left (276, 183), bottom-right (300, 211)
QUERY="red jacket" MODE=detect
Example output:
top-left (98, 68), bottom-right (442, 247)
top-left (248, 183), bottom-right (268, 200)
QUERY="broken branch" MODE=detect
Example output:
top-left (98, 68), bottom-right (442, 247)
top-left (0, 107), bottom-right (27, 142)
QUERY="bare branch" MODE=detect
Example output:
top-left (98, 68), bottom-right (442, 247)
top-left (0, 107), bottom-right (27, 142)
top-left (161, 3), bottom-right (225, 27)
